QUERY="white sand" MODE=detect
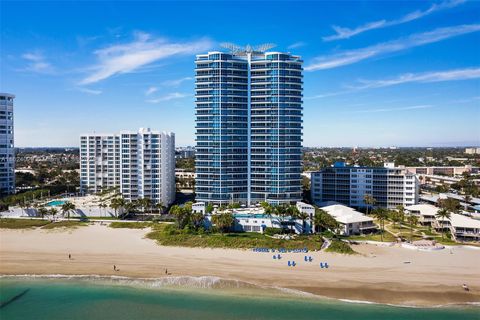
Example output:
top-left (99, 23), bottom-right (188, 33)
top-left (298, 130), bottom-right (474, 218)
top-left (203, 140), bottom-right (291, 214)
top-left (1, 224), bottom-right (479, 306)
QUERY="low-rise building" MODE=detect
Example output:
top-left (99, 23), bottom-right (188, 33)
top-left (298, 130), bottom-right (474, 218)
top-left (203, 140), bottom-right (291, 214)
top-left (203, 202), bottom-right (315, 234)
top-left (405, 204), bottom-right (438, 226)
top-left (320, 203), bottom-right (377, 236)
top-left (405, 165), bottom-right (479, 176)
top-left (434, 213), bottom-right (480, 242)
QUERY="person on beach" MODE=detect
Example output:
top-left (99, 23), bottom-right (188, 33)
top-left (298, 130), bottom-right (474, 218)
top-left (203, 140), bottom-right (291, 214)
top-left (165, 268), bottom-right (168, 275)
top-left (68, 254), bottom-right (71, 260)
top-left (113, 265), bottom-right (116, 271)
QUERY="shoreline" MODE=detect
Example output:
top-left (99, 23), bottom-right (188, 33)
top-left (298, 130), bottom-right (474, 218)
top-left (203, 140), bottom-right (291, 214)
top-left (1, 274), bottom-right (479, 310)
top-left (1, 224), bottom-right (479, 307)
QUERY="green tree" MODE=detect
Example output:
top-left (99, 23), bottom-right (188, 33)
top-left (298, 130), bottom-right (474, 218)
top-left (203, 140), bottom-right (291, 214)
top-left (110, 197), bottom-right (125, 218)
top-left (372, 207), bottom-right (388, 242)
top-left (156, 202), bottom-right (165, 214)
top-left (37, 206), bottom-right (49, 219)
top-left (61, 201), bottom-right (76, 220)
top-left (190, 211), bottom-right (204, 230)
top-left (435, 208), bottom-right (451, 240)
top-left (363, 194), bottom-right (376, 215)
top-left (205, 203), bottom-right (214, 214)
top-left (406, 214), bottom-right (418, 242)
top-left (313, 208), bottom-right (339, 234)
top-left (211, 212), bottom-right (234, 234)
top-left (49, 207), bottom-right (58, 220)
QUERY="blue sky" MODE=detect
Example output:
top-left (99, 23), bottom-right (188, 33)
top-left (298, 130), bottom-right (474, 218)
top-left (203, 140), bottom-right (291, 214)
top-left (1, 0), bottom-right (479, 147)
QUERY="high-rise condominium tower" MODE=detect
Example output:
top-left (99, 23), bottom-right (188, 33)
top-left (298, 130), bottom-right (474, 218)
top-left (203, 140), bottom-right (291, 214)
top-left (0, 93), bottom-right (15, 196)
top-left (195, 46), bottom-right (303, 206)
top-left (80, 128), bottom-right (175, 206)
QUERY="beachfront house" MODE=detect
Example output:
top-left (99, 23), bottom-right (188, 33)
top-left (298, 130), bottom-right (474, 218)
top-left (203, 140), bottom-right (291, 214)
top-left (433, 213), bottom-right (480, 242)
top-left (405, 204), bottom-right (438, 226)
top-left (320, 204), bottom-right (377, 236)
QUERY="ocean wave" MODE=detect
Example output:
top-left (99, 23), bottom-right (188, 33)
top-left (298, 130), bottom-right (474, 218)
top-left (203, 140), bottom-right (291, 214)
top-left (1, 274), bottom-right (479, 309)
top-left (0, 274), bottom-right (257, 290)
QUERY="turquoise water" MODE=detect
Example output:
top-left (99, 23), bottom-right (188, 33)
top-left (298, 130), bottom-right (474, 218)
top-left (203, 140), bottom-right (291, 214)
top-left (0, 277), bottom-right (478, 320)
top-left (46, 200), bottom-right (66, 207)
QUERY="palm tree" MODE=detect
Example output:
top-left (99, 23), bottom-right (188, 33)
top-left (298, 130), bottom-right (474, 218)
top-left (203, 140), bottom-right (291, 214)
top-left (394, 205), bottom-right (405, 229)
top-left (464, 194), bottom-right (471, 211)
top-left (435, 208), bottom-right (451, 240)
top-left (212, 212), bottom-right (234, 234)
top-left (313, 208), bottom-right (339, 234)
top-left (156, 202), bottom-right (165, 214)
top-left (49, 208), bottom-right (58, 220)
top-left (38, 206), bottom-right (49, 219)
top-left (372, 207), bottom-right (388, 242)
top-left (364, 194), bottom-right (376, 215)
top-left (406, 214), bottom-right (418, 242)
top-left (110, 197), bottom-right (125, 218)
top-left (297, 211), bottom-right (310, 234)
top-left (190, 211), bottom-right (204, 230)
top-left (61, 202), bottom-right (76, 220)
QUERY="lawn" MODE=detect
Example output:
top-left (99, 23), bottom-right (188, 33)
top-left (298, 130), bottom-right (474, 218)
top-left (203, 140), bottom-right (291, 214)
top-left (348, 231), bottom-right (397, 242)
top-left (109, 221), bottom-right (154, 229)
top-left (0, 218), bottom-right (50, 229)
top-left (145, 224), bottom-right (324, 250)
top-left (41, 221), bottom-right (88, 229)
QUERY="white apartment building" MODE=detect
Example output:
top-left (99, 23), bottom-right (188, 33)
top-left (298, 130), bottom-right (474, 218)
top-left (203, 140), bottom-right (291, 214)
top-left (311, 162), bottom-right (419, 210)
top-left (465, 147), bottom-right (480, 155)
top-left (80, 128), bottom-right (175, 206)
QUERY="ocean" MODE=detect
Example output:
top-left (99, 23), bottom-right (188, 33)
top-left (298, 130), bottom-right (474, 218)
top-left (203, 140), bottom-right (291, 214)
top-left (0, 276), bottom-right (478, 320)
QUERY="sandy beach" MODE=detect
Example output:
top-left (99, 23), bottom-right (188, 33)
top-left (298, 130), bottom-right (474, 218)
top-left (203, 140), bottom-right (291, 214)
top-left (1, 224), bottom-right (479, 307)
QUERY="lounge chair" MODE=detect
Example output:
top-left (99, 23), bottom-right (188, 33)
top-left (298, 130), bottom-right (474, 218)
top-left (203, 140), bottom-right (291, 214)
top-left (292, 261), bottom-right (296, 267)
top-left (304, 256), bottom-right (308, 262)
top-left (308, 256), bottom-right (313, 262)
top-left (273, 255), bottom-right (277, 259)
top-left (277, 254), bottom-right (281, 259)
top-left (324, 262), bottom-right (329, 268)
top-left (288, 261), bottom-right (291, 267)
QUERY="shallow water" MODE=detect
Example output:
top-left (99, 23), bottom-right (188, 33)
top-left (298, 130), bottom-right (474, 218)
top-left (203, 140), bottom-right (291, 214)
top-left (0, 276), bottom-right (478, 320)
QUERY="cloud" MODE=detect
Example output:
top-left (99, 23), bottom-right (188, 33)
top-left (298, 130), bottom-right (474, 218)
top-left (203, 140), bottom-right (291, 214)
top-left (146, 92), bottom-right (191, 103)
top-left (80, 32), bottom-right (212, 84)
top-left (21, 51), bottom-right (54, 74)
top-left (77, 87), bottom-right (102, 95)
top-left (145, 86), bottom-right (158, 96)
top-left (287, 42), bottom-right (306, 49)
top-left (323, 0), bottom-right (466, 41)
top-left (306, 24), bottom-right (480, 71)
top-left (307, 67), bottom-right (480, 99)
top-left (353, 105), bottom-right (434, 113)
top-left (161, 76), bottom-right (193, 87)
top-left (351, 67), bottom-right (480, 90)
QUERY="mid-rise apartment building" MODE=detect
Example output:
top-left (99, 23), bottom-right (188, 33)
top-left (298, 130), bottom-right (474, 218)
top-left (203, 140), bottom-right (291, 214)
top-left (195, 46), bottom-right (303, 206)
top-left (80, 128), bottom-right (175, 206)
top-left (311, 162), bottom-right (419, 209)
top-left (0, 93), bottom-right (15, 196)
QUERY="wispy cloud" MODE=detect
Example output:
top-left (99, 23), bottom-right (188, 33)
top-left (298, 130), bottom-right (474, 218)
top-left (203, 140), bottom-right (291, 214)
top-left (146, 92), bottom-right (191, 104)
top-left (287, 41), bottom-right (306, 49)
top-left (21, 51), bottom-right (54, 74)
top-left (353, 105), bottom-right (434, 114)
top-left (307, 67), bottom-right (480, 100)
top-left (161, 76), bottom-right (193, 87)
top-left (76, 87), bottom-right (102, 95)
top-left (323, 0), bottom-right (466, 41)
top-left (351, 67), bottom-right (480, 90)
top-left (306, 24), bottom-right (480, 71)
top-left (145, 86), bottom-right (158, 96)
top-left (80, 32), bottom-right (212, 85)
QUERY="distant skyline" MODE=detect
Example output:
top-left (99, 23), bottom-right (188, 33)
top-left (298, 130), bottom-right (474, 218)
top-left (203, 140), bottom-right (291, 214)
top-left (1, 1), bottom-right (479, 147)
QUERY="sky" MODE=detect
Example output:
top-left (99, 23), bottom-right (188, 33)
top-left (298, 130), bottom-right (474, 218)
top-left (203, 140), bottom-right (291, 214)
top-left (1, 0), bottom-right (479, 148)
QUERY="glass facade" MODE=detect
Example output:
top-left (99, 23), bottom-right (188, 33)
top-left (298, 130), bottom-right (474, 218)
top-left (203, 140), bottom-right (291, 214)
top-left (0, 93), bottom-right (15, 196)
top-left (195, 51), bottom-right (303, 205)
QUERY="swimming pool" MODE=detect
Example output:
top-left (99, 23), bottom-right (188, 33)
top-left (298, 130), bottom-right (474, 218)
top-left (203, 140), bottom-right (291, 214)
top-left (46, 200), bottom-right (67, 207)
